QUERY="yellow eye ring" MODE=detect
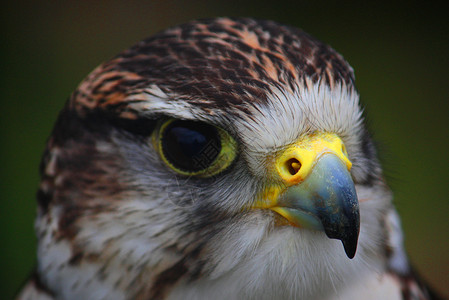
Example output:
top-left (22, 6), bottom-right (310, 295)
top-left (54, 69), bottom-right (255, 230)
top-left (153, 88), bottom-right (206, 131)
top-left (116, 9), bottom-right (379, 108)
top-left (153, 119), bottom-right (237, 177)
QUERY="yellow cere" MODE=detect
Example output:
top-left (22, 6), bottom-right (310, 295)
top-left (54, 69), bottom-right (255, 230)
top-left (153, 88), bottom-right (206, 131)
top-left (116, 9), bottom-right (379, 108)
top-left (275, 132), bottom-right (351, 186)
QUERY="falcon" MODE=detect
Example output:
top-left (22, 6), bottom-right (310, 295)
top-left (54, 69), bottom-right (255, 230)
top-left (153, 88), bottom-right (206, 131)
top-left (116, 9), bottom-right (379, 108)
top-left (17, 17), bottom-right (440, 300)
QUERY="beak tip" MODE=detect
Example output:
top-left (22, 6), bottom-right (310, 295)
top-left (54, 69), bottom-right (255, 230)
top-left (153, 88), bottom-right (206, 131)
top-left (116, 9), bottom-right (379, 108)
top-left (342, 234), bottom-right (359, 259)
top-left (324, 227), bottom-right (359, 259)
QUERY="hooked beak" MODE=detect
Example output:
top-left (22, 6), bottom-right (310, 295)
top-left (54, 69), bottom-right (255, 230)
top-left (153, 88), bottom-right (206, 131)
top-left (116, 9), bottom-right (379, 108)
top-left (255, 133), bottom-right (360, 259)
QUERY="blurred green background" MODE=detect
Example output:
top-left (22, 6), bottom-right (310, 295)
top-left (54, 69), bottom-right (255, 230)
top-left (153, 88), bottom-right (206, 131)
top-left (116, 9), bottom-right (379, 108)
top-left (1, 1), bottom-right (448, 298)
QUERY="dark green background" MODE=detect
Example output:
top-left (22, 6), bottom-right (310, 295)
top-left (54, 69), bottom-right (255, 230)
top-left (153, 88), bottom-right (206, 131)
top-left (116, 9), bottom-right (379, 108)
top-left (1, 1), bottom-right (448, 298)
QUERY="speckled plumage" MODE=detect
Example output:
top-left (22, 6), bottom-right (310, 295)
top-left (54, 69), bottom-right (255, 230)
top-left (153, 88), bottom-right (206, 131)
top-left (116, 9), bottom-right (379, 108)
top-left (17, 18), bottom-right (439, 300)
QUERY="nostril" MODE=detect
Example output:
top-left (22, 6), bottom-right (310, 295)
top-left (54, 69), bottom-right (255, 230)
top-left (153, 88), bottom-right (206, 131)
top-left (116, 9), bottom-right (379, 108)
top-left (286, 158), bottom-right (301, 175)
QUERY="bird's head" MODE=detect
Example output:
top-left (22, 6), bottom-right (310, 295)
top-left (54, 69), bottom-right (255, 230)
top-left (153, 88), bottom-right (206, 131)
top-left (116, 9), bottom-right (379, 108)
top-left (36, 18), bottom-right (392, 299)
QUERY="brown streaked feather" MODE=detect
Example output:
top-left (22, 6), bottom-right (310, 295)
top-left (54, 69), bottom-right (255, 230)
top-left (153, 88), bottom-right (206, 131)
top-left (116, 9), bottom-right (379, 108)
top-left (71, 17), bottom-right (354, 119)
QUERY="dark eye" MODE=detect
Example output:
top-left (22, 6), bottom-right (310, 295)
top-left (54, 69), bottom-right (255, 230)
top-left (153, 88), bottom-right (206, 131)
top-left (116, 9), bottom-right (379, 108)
top-left (155, 119), bottom-right (237, 177)
top-left (161, 120), bottom-right (221, 172)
